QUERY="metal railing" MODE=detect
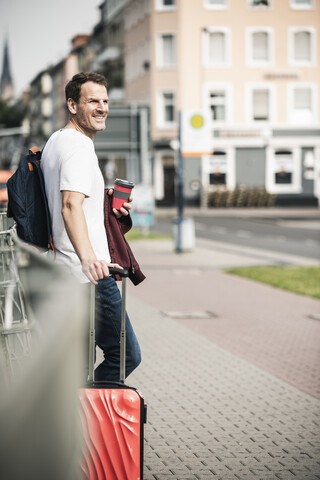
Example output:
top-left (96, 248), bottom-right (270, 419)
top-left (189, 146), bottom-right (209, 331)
top-left (0, 214), bottom-right (33, 385)
top-left (0, 212), bottom-right (87, 480)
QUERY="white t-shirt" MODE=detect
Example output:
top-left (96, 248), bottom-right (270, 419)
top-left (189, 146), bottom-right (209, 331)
top-left (41, 128), bottom-right (111, 282)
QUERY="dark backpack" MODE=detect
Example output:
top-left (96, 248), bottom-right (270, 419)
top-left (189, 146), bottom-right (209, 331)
top-left (7, 146), bottom-right (54, 251)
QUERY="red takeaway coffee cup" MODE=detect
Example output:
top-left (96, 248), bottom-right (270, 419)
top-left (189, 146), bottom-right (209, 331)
top-left (112, 179), bottom-right (134, 210)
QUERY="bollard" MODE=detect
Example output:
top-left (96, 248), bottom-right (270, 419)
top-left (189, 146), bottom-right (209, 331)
top-left (173, 216), bottom-right (195, 253)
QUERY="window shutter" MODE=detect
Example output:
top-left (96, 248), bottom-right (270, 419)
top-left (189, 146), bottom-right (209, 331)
top-left (253, 90), bottom-right (269, 120)
top-left (162, 34), bottom-right (175, 66)
top-left (252, 32), bottom-right (268, 61)
top-left (209, 32), bottom-right (225, 63)
top-left (294, 88), bottom-right (311, 109)
top-left (294, 31), bottom-right (311, 61)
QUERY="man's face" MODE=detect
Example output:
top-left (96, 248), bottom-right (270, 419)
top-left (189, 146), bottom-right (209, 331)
top-left (68, 81), bottom-right (109, 138)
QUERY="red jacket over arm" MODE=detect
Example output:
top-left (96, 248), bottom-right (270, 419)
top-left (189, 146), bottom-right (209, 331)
top-left (104, 189), bottom-right (146, 285)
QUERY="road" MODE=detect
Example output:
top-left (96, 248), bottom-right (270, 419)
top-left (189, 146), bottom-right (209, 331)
top-left (152, 212), bottom-right (320, 261)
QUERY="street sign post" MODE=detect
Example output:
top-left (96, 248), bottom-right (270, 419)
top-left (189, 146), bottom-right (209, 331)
top-left (180, 110), bottom-right (212, 157)
top-left (175, 110), bottom-right (212, 253)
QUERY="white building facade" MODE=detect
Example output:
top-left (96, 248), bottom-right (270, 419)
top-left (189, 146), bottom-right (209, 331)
top-left (122, 0), bottom-right (320, 206)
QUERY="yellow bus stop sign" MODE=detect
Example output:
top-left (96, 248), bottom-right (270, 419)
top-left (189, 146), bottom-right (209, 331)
top-left (181, 110), bottom-right (212, 156)
top-left (190, 114), bottom-right (204, 129)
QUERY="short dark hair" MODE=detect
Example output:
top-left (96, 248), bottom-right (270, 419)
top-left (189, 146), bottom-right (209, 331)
top-left (65, 72), bottom-right (108, 103)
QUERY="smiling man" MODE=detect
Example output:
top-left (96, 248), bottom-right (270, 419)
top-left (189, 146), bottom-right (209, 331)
top-left (41, 72), bottom-right (141, 382)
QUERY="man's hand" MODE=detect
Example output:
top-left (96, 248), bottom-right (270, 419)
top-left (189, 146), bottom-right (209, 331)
top-left (108, 188), bottom-right (132, 219)
top-left (81, 259), bottom-right (123, 285)
top-left (81, 259), bottom-right (109, 285)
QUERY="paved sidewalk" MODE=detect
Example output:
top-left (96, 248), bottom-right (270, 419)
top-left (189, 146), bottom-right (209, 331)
top-left (125, 236), bottom-right (320, 479)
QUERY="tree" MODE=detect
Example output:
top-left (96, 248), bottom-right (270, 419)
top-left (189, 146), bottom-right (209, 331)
top-left (0, 100), bottom-right (24, 128)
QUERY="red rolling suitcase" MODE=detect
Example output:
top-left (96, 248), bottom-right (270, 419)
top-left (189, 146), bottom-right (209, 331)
top-left (78, 268), bottom-right (146, 480)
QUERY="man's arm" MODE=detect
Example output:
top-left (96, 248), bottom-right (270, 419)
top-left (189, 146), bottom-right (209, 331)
top-left (61, 190), bottom-right (121, 284)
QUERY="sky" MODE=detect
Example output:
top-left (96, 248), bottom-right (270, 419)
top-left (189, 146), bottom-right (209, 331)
top-left (0, 0), bottom-right (102, 97)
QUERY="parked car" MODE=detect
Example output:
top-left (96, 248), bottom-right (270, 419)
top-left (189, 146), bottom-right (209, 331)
top-left (0, 170), bottom-right (15, 205)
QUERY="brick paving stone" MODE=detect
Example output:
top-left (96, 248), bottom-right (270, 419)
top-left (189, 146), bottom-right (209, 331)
top-left (125, 295), bottom-right (320, 480)
top-left (129, 239), bottom-right (320, 400)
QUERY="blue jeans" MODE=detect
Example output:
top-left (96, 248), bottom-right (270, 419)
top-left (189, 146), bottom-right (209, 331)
top-left (93, 276), bottom-right (141, 382)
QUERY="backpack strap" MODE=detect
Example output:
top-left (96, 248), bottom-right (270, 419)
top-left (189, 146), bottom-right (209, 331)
top-left (29, 146), bottom-right (40, 154)
top-left (27, 147), bottom-right (41, 171)
top-left (30, 146), bottom-right (56, 256)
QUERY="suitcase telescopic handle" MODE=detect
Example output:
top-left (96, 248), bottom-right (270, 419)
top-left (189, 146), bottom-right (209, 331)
top-left (108, 267), bottom-right (129, 278)
top-left (107, 267), bottom-right (129, 383)
top-left (88, 267), bottom-right (129, 384)
top-left (108, 267), bottom-right (129, 383)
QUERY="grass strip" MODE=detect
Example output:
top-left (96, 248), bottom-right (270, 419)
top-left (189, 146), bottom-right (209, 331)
top-left (125, 228), bottom-right (170, 242)
top-left (225, 265), bottom-right (320, 300)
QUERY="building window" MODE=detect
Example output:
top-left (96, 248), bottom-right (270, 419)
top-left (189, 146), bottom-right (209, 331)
top-left (248, 0), bottom-right (271, 8)
top-left (209, 91), bottom-right (226, 121)
top-left (288, 83), bottom-right (317, 124)
top-left (157, 91), bottom-right (177, 128)
top-left (203, 28), bottom-right (231, 67)
top-left (210, 32), bottom-right (225, 64)
top-left (204, 0), bottom-right (228, 9)
top-left (203, 83), bottom-right (232, 124)
top-left (290, 0), bottom-right (314, 9)
top-left (295, 31), bottom-right (311, 61)
top-left (274, 151), bottom-right (293, 184)
top-left (289, 27), bottom-right (316, 65)
top-left (247, 28), bottom-right (273, 66)
top-left (252, 32), bottom-right (270, 62)
top-left (266, 146), bottom-right (301, 194)
top-left (203, 148), bottom-right (235, 191)
top-left (157, 33), bottom-right (176, 68)
top-left (209, 152), bottom-right (227, 185)
top-left (293, 88), bottom-right (312, 122)
top-left (253, 90), bottom-right (269, 121)
top-left (155, 0), bottom-right (176, 11)
top-left (253, 32), bottom-right (268, 61)
top-left (163, 92), bottom-right (174, 122)
top-left (246, 84), bottom-right (275, 123)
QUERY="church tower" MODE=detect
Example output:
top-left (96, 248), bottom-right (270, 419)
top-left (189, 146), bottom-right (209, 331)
top-left (0, 38), bottom-right (14, 101)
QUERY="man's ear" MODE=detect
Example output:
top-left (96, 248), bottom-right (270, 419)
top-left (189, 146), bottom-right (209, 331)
top-left (67, 98), bottom-right (77, 115)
